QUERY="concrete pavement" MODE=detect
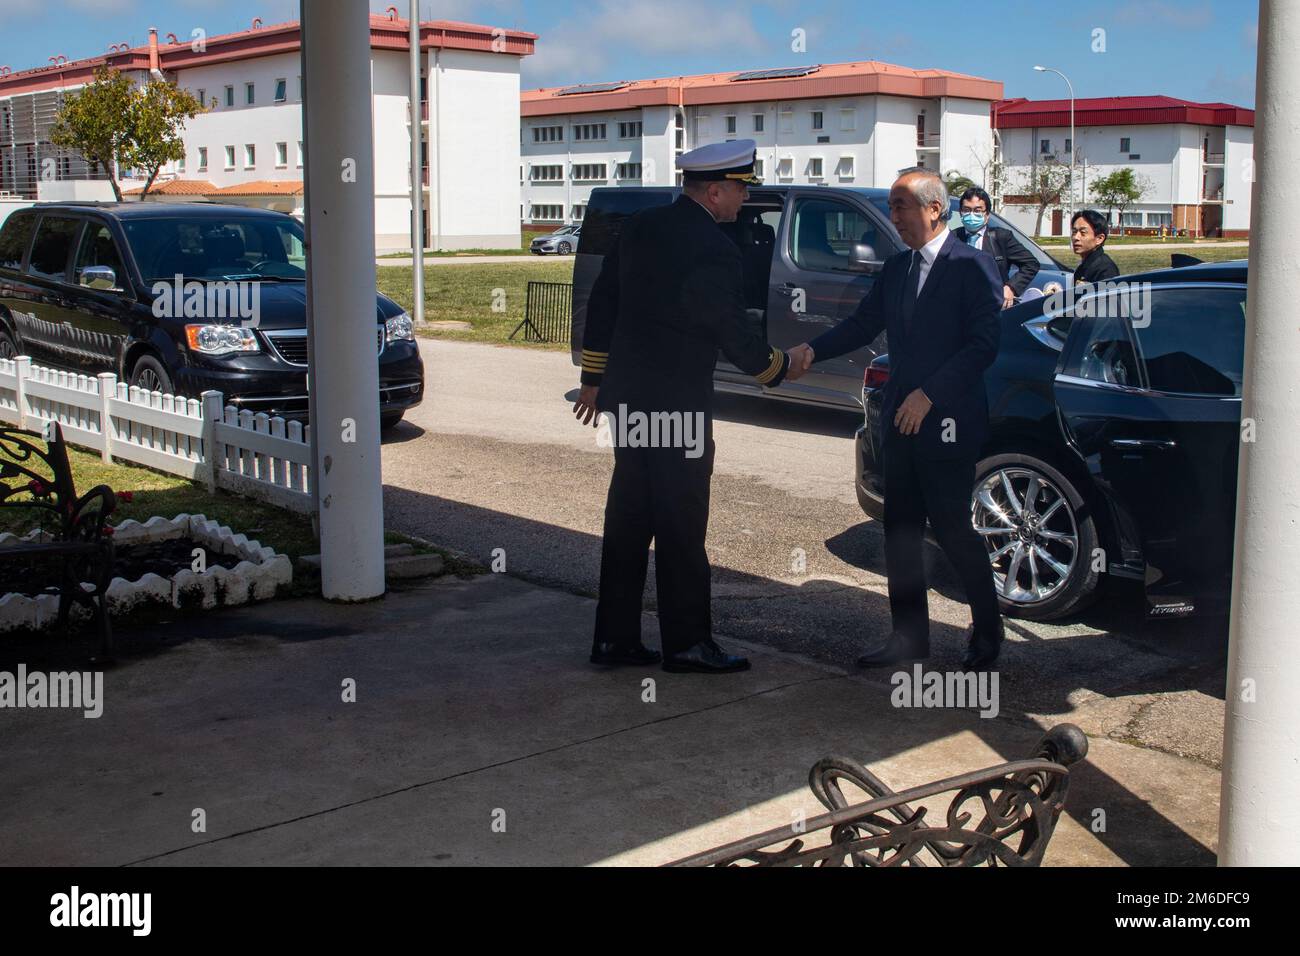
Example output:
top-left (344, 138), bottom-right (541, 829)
top-left (0, 573), bottom-right (1217, 865)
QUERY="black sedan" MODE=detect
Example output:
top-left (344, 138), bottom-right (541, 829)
top-left (855, 259), bottom-right (1246, 621)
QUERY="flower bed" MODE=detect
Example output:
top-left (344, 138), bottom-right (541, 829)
top-left (0, 513), bottom-right (293, 632)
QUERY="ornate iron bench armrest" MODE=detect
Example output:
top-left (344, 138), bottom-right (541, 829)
top-left (66, 483), bottom-right (117, 543)
top-left (669, 724), bottom-right (1088, 868)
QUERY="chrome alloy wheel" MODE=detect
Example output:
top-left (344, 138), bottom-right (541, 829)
top-left (971, 467), bottom-right (1079, 605)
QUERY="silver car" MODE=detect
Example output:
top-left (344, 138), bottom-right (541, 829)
top-left (529, 224), bottom-right (580, 255)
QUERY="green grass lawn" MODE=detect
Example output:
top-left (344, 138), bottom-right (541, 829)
top-left (378, 259), bottom-right (575, 349)
top-left (1037, 235), bottom-right (1245, 246)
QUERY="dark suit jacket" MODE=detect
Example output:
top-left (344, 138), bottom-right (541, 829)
top-left (951, 224), bottom-right (1041, 296)
top-left (580, 196), bottom-right (788, 415)
top-left (808, 232), bottom-right (1001, 460)
top-left (1073, 247), bottom-right (1120, 285)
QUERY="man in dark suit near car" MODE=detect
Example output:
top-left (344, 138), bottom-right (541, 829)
top-left (573, 139), bottom-right (792, 674)
top-left (787, 167), bottom-right (1005, 670)
top-left (951, 187), bottom-right (1040, 309)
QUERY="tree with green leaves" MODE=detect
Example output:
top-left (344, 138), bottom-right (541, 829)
top-left (943, 170), bottom-right (977, 197)
top-left (51, 66), bottom-right (206, 201)
top-left (1090, 168), bottom-right (1151, 236)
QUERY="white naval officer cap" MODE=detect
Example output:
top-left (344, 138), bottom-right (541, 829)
top-left (676, 138), bottom-right (761, 184)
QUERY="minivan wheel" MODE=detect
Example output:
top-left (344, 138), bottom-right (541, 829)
top-left (380, 411), bottom-right (404, 431)
top-left (129, 354), bottom-right (175, 396)
top-left (0, 329), bottom-right (18, 361)
top-left (971, 453), bottom-right (1100, 621)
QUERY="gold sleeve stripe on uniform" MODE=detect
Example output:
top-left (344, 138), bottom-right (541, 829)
top-left (581, 349), bottom-right (608, 373)
top-left (754, 346), bottom-right (784, 385)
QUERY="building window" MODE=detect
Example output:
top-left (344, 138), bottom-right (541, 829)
top-left (779, 110), bottom-right (793, 134)
top-left (1147, 212), bottom-right (1173, 228)
top-left (777, 156), bottom-right (793, 180)
top-left (530, 204), bottom-right (562, 222)
top-left (246, 83), bottom-right (255, 105)
top-left (177, 152), bottom-right (185, 173)
top-left (837, 155), bottom-right (854, 179)
top-left (532, 125), bottom-right (563, 143)
top-left (694, 115), bottom-right (709, 140)
top-left (726, 115), bottom-right (737, 134)
top-left (572, 163), bottom-right (607, 182)
top-left (572, 123), bottom-right (607, 141)
top-left (297, 141), bottom-right (304, 167)
top-left (1120, 137), bottom-right (1131, 152)
top-left (1040, 139), bottom-right (1051, 154)
top-left (530, 164), bottom-right (564, 182)
top-left (618, 121), bottom-right (642, 138)
top-left (1121, 212), bottom-right (1143, 228)
top-left (809, 157), bottom-right (824, 179)
top-left (615, 162), bottom-right (642, 180)
top-left (298, 76), bottom-right (303, 99)
top-left (198, 147), bottom-right (208, 171)
top-left (275, 78), bottom-right (287, 103)
top-left (224, 86), bottom-right (234, 108)
top-left (1065, 138), bottom-right (1072, 154)
top-left (572, 204), bottom-right (586, 221)
top-left (224, 146), bottom-right (235, 169)
top-left (244, 144), bottom-right (256, 168)
top-left (197, 88), bottom-right (205, 107)
top-left (753, 157), bottom-right (764, 179)
top-left (753, 113), bottom-right (765, 133)
top-left (276, 142), bottom-right (287, 167)
top-left (811, 110), bottom-right (823, 131)
top-left (840, 107), bottom-right (855, 131)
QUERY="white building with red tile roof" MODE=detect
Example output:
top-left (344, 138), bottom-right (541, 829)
top-left (0, 12), bottom-right (535, 250)
top-left (519, 60), bottom-right (1004, 225)
top-left (994, 95), bottom-right (1254, 237)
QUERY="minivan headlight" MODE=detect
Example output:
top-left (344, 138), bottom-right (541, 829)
top-left (185, 324), bottom-right (260, 355)
top-left (385, 312), bottom-right (414, 343)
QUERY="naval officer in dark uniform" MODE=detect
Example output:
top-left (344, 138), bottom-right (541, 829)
top-left (574, 139), bottom-right (790, 674)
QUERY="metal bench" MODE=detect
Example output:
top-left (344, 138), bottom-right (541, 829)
top-left (0, 423), bottom-right (116, 660)
top-left (669, 723), bottom-right (1088, 867)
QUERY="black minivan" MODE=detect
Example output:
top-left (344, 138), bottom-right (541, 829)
top-left (0, 202), bottom-right (423, 429)
top-left (571, 185), bottom-right (1069, 410)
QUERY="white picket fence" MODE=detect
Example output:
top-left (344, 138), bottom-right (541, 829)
top-left (0, 355), bottom-right (314, 514)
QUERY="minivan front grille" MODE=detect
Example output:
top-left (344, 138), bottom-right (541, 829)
top-left (265, 328), bottom-right (385, 366)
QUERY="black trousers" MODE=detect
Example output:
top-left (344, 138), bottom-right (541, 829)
top-left (593, 437), bottom-right (715, 656)
top-left (882, 437), bottom-right (1002, 646)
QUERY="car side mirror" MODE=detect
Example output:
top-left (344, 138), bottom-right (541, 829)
top-left (848, 243), bottom-right (884, 275)
top-left (79, 265), bottom-right (119, 292)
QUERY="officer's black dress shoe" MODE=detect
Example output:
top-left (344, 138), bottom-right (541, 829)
top-left (855, 632), bottom-right (929, 669)
top-left (590, 642), bottom-right (663, 666)
top-left (961, 627), bottom-right (1003, 671)
top-left (662, 640), bottom-right (750, 674)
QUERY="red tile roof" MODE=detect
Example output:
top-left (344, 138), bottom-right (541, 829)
top-left (522, 60), bottom-right (1003, 116)
top-left (124, 179), bottom-right (216, 196)
top-left (994, 96), bottom-right (1253, 128)
top-left (211, 180), bottom-right (304, 196)
top-left (0, 16), bottom-right (535, 96)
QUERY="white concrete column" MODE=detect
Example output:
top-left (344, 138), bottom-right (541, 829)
top-left (409, 0), bottom-right (425, 324)
top-left (1219, 0), bottom-right (1300, 865)
top-left (300, 0), bottom-right (386, 601)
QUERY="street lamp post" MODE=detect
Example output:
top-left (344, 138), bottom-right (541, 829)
top-left (1034, 65), bottom-right (1075, 228)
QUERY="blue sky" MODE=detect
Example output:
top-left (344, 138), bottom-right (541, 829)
top-left (0, 0), bottom-right (1258, 107)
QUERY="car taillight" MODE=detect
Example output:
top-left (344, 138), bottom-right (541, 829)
top-left (864, 364), bottom-right (890, 390)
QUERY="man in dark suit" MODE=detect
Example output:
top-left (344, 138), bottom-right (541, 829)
top-left (951, 187), bottom-right (1040, 309)
top-left (573, 139), bottom-right (791, 674)
top-left (788, 167), bottom-right (1005, 670)
top-left (1070, 209), bottom-right (1120, 285)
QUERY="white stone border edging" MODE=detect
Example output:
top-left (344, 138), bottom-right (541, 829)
top-left (0, 513), bottom-right (293, 633)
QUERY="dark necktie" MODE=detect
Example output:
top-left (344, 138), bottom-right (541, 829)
top-left (900, 250), bottom-right (921, 330)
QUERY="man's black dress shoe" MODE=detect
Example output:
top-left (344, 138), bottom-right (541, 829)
top-left (855, 633), bottom-right (929, 669)
top-left (662, 640), bottom-right (750, 674)
top-left (961, 627), bottom-right (1003, 671)
top-left (590, 642), bottom-right (663, 666)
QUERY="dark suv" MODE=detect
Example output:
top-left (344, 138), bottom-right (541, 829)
top-left (0, 202), bottom-right (423, 429)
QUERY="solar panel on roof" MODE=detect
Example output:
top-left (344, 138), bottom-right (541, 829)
top-left (730, 66), bottom-right (819, 82)
top-left (555, 81), bottom-right (630, 95)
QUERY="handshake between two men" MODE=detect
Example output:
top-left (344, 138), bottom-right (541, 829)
top-left (783, 343), bottom-right (934, 437)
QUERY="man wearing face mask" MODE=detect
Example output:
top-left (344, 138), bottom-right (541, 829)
top-left (951, 187), bottom-right (1040, 310)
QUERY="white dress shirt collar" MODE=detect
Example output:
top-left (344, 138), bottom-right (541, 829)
top-left (916, 228), bottom-right (951, 267)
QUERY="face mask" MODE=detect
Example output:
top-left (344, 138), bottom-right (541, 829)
top-left (961, 212), bottom-right (986, 232)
